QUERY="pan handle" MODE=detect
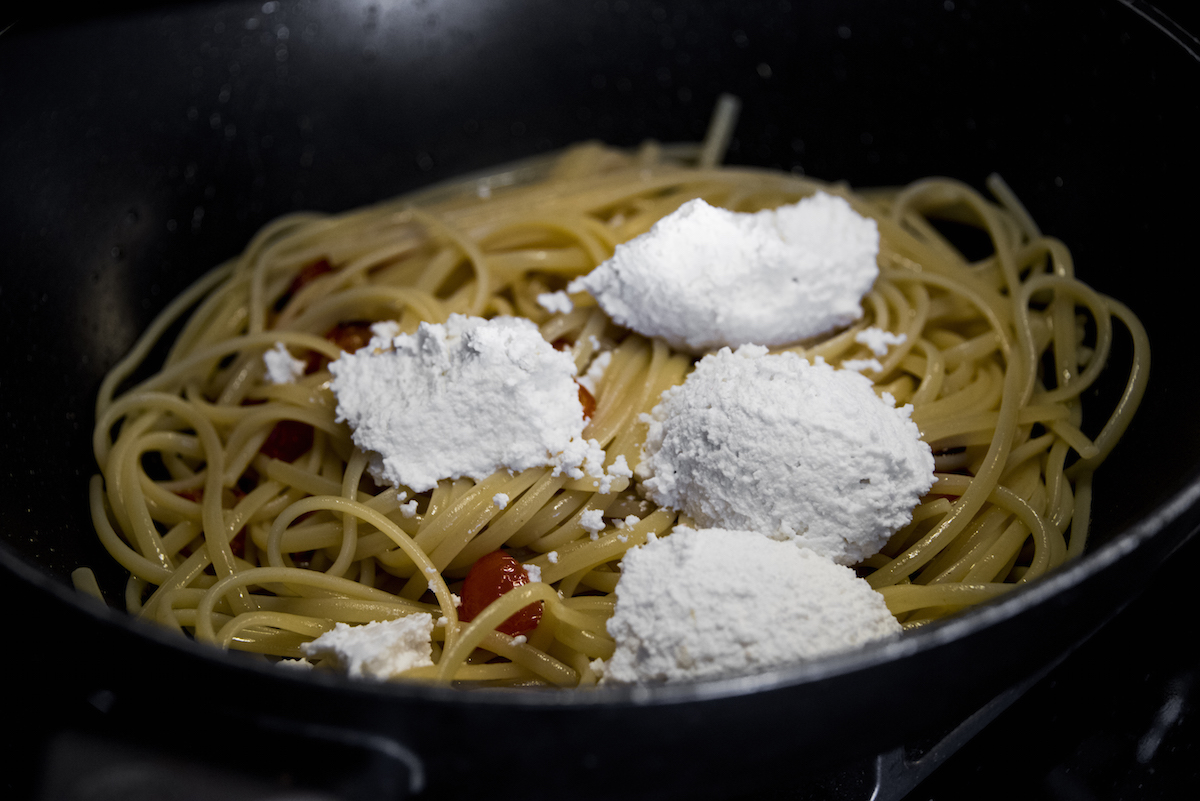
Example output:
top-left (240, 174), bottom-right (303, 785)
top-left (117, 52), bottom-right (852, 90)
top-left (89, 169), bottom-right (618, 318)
top-left (35, 695), bottom-right (425, 801)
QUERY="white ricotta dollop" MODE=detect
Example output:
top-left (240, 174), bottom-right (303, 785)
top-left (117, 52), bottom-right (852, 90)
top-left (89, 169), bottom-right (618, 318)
top-left (567, 193), bottom-right (879, 353)
top-left (299, 614), bottom-right (434, 680)
top-left (637, 346), bottom-right (935, 565)
top-left (601, 527), bottom-right (901, 684)
top-left (330, 314), bottom-right (600, 493)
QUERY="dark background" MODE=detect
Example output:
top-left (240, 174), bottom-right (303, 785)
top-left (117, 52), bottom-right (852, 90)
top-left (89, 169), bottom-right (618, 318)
top-left (1, 1), bottom-right (1198, 799)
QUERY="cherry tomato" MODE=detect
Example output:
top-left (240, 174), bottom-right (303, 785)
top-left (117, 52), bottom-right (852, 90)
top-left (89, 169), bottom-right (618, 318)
top-left (261, 420), bottom-right (314, 462)
top-left (577, 382), bottom-right (596, 420)
top-left (459, 551), bottom-right (542, 637)
top-left (305, 320), bottom-right (375, 373)
top-left (326, 320), bottom-right (375, 354)
top-left (275, 257), bottom-right (334, 311)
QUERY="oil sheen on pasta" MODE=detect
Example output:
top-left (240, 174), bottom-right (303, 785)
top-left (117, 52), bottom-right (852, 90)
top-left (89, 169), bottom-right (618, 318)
top-left (87, 137), bottom-right (1149, 688)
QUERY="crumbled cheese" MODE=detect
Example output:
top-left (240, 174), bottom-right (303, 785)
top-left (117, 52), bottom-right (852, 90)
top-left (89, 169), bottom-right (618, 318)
top-left (276, 657), bottom-right (314, 670)
top-left (537, 290), bottom-right (574, 315)
top-left (399, 500), bottom-right (419, 518)
top-left (601, 528), bottom-right (901, 684)
top-left (637, 346), bottom-right (935, 565)
top-left (547, 551), bottom-right (559, 564)
top-left (856, 327), bottom-right (907, 357)
top-left (263, 342), bottom-right (306, 384)
top-left (842, 357), bottom-right (884, 373)
top-left (299, 614), bottom-right (434, 680)
top-left (330, 314), bottom-right (602, 493)
top-left (511, 635), bottom-right (528, 645)
top-left (580, 508), bottom-right (606, 539)
top-left (369, 320), bottom-right (401, 341)
top-left (607, 454), bottom-right (633, 482)
top-left (567, 194), bottom-right (879, 353)
top-left (614, 514), bottom-right (641, 530)
top-left (576, 350), bottom-right (612, 396)
top-left (493, 493), bottom-right (510, 510)
top-left (525, 563), bottom-right (542, 583)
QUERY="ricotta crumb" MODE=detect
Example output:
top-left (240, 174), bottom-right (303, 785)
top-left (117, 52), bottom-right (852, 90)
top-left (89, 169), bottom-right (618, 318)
top-left (580, 508), bottom-right (605, 539)
top-left (536, 290), bottom-right (575, 315)
top-left (577, 350), bottom-right (612, 396)
top-left (330, 314), bottom-right (601, 493)
top-left (547, 551), bottom-right (559, 564)
top-left (493, 493), bottom-right (510, 510)
top-left (525, 563), bottom-right (542, 583)
top-left (299, 614), bottom-right (435, 680)
top-left (276, 657), bottom-right (315, 670)
top-left (637, 346), bottom-right (935, 565)
top-left (856, 327), bottom-right (907, 356)
top-left (263, 342), bottom-right (306, 384)
top-left (601, 527), bottom-right (901, 684)
top-left (842, 357), bottom-right (884, 373)
top-left (567, 193), bottom-right (879, 353)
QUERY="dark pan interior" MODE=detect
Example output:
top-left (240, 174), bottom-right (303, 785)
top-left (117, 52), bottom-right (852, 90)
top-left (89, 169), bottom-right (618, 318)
top-left (2, 2), bottom-right (1199, 799)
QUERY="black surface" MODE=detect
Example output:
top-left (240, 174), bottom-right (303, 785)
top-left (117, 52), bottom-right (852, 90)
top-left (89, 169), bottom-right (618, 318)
top-left (910, 530), bottom-right (1200, 801)
top-left (2, 2), bottom-right (1199, 800)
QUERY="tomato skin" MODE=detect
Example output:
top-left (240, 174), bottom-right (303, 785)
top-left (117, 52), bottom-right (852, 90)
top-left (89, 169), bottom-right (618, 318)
top-left (261, 419), bottom-right (314, 462)
top-left (305, 320), bottom-right (375, 373)
top-left (276, 258), bottom-right (334, 310)
top-left (577, 382), bottom-right (596, 420)
top-left (326, 321), bottom-right (375, 355)
top-left (459, 551), bottom-right (543, 637)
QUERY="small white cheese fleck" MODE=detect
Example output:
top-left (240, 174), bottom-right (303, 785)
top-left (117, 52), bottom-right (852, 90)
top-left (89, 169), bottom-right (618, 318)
top-left (580, 508), bottom-right (605, 540)
top-left (493, 493), bottom-right (510, 510)
top-left (263, 342), bottom-right (306, 385)
top-left (842, 357), bottom-right (884, 373)
top-left (855, 327), bottom-right (907, 357)
top-left (276, 657), bottom-right (315, 671)
top-left (399, 500), bottom-right (419, 518)
top-left (525, 563), bottom-right (542, 583)
top-left (576, 350), bottom-right (612, 396)
top-left (536, 290), bottom-right (574, 315)
top-left (602, 528), bottom-right (900, 684)
top-left (299, 614), bottom-right (435, 680)
top-left (568, 193), bottom-right (879, 353)
top-left (547, 551), bottom-right (559, 564)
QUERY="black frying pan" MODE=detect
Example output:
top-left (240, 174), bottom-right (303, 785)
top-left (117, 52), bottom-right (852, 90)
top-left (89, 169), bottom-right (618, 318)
top-left (2, 2), bottom-right (1199, 799)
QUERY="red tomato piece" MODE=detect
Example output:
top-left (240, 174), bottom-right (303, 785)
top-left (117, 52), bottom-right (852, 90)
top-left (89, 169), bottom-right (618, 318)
top-left (577, 381), bottom-right (596, 420)
top-left (287, 257), bottom-right (334, 298)
top-left (305, 320), bottom-right (376, 373)
top-left (459, 551), bottom-right (543, 637)
top-left (261, 420), bottom-right (314, 462)
top-left (326, 321), bottom-right (375, 354)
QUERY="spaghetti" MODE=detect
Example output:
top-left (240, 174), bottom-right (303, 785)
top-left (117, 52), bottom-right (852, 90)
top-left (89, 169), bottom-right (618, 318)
top-left (87, 124), bottom-right (1149, 688)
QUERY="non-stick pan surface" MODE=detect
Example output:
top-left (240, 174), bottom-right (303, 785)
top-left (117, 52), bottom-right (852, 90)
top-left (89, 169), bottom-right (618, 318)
top-left (2, 2), bottom-right (1199, 799)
